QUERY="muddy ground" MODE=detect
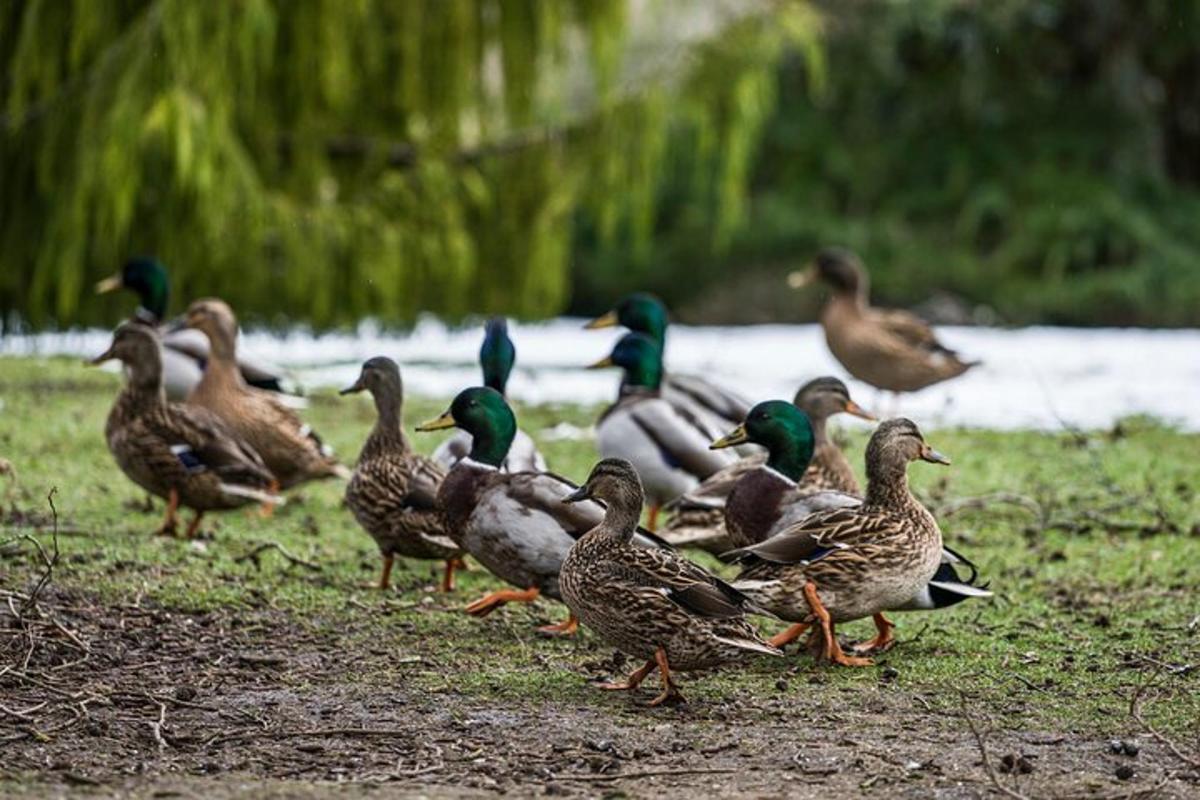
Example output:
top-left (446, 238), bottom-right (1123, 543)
top-left (3, 587), bottom-right (1196, 799)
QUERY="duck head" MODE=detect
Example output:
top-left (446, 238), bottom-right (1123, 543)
top-left (480, 318), bottom-right (516, 395)
top-left (584, 293), bottom-right (668, 350)
top-left (586, 332), bottom-right (663, 392)
top-left (182, 298), bottom-right (239, 358)
top-left (89, 323), bottom-right (163, 392)
top-left (864, 418), bottom-right (949, 502)
top-left (96, 257), bottom-right (170, 324)
top-left (562, 458), bottom-right (645, 535)
top-left (416, 386), bottom-right (517, 468)
top-left (712, 400), bottom-right (815, 482)
top-left (793, 377), bottom-right (875, 428)
top-left (341, 356), bottom-right (405, 423)
top-left (788, 248), bottom-right (866, 298)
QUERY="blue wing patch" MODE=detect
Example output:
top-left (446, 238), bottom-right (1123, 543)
top-left (170, 444), bottom-right (206, 473)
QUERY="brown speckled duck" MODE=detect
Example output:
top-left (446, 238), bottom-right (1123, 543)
top-left (416, 387), bottom-right (672, 636)
top-left (789, 249), bottom-right (979, 395)
top-left (661, 377), bottom-right (872, 551)
top-left (559, 459), bottom-right (780, 705)
top-left (93, 323), bottom-right (280, 538)
top-left (729, 419), bottom-right (988, 666)
top-left (183, 299), bottom-right (348, 491)
top-left (341, 357), bottom-right (464, 591)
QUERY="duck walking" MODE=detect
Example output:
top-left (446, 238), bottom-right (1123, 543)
top-left (560, 459), bottom-right (781, 705)
top-left (589, 332), bottom-right (737, 529)
top-left (182, 299), bottom-right (347, 491)
top-left (341, 357), bottom-right (464, 591)
top-left (96, 257), bottom-right (295, 401)
top-left (92, 324), bottom-right (280, 538)
top-left (585, 293), bottom-right (749, 439)
top-left (661, 377), bottom-right (872, 550)
top-left (416, 388), bottom-right (671, 635)
top-left (432, 318), bottom-right (547, 473)
top-left (729, 419), bottom-right (990, 665)
top-left (789, 249), bottom-right (978, 397)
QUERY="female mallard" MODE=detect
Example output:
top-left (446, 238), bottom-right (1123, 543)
top-left (183, 299), bottom-right (348, 490)
top-left (559, 459), bottom-right (780, 705)
top-left (341, 357), bottom-right (464, 592)
top-left (728, 419), bottom-right (990, 666)
top-left (661, 377), bottom-right (873, 550)
top-left (589, 332), bottom-right (737, 529)
top-left (788, 249), bottom-right (978, 395)
top-left (96, 257), bottom-right (295, 401)
top-left (416, 387), bottom-right (670, 635)
top-left (431, 318), bottom-right (547, 473)
top-left (92, 323), bottom-right (280, 538)
top-left (585, 293), bottom-right (749, 439)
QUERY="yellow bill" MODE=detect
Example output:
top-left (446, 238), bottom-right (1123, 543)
top-left (583, 309), bottom-right (619, 330)
top-left (844, 400), bottom-right (876, 421)
top-left (585, 355), bottom-right (615, 369)
top-left (415, 410), bottom-right (457, 432)
top-left (786, 265), bottom-right (817, 290)
top-left (710, 423), bottom-right (749, 450)
top-left (95, 275), bottom-right (123, 294)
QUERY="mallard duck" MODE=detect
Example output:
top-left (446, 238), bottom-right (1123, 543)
top-left (341, 357), bottom-right (464, 592)
top-left (96, 257), bottom-right (296, 402)
top-left (588, 332), bottom-right (737, 529)
top-left (728, 419), bottom-right (991, 666)
top-left (415, 387), bottom-right (671, 635)
top-left (92, 323), bottom-right (280, 538)
top-left (183, 299), bottom-right (348, 490)
top-left (710, 400), bottom-right (860, 550)
top-left (661, 377), bottom-right (873, 551)
top-left (585, 293), bottom-right (750, 441)
top-left (559, 458), bottom-right (781, 705)
top-left (431, 318), bottom-right (547, 473)
top-left (788, 249), bottom-right (979, 395)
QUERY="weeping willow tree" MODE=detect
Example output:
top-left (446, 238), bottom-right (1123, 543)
top-left (0, 0), bottom-right (819, 329)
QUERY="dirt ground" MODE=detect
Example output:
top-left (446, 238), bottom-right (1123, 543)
top-left (3, 587), bottom-right (1196, 800)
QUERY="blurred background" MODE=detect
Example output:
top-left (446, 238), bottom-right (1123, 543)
top-left (3, 0), bottom-right (1199, 333)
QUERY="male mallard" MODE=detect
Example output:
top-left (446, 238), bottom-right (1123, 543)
top-left (559, 459), bottom-right (781, 705)
top-left (788, 249), bottom-right (979, 395)
top-left (92, 323), bottom-right (280, 538)
top-left (431, 318), bottom-right (547, 473)
top-left (661, 377), bottom-right (873, 551)
top-left (589, 332), bottom-right (737, 529)
top-left (585, 293), bottom-right (750, 440)
top-left (728, 419), bottom-right (991, 666)
top-left (341, 357), bottom-right (464, 592)
top-left (96, 257), bottom-right (295, 401)
top-left (710, 400), bottom-right (860, 550)
top-left (416, 387), bottom-right (671, 635)
top-left (183, 299), bottom-right (348, 490)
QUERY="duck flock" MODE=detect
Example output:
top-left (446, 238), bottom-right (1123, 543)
top-left (91, 251), bottom-right (991, 705)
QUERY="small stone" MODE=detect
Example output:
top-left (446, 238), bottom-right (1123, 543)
top-left (1109, 739), bottom-right (1125, 754)
top-left (1116, 765), bottom-right (1135, 781)
top-left (775, 679), bottom-right (789, 691)
top-left (588, 739), bottom-right (614, 753)
top-left (880, 666), bottom-right (899, 681)
top-left (1123, 741), bottom-right (1139, 757)
top-left (173, 685), bottom-right (197, 701)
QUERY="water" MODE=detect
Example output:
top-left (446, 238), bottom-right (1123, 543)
top-left (4, 318), bottom-right (1198, 431)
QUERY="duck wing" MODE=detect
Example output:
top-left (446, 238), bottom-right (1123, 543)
top-left (163, 403), bottom-right (274, 487)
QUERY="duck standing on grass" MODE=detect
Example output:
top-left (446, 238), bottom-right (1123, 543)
top-left (789, 249), bottom-right (978, 399)
top-left (96, 257), bottom-right (295, 401)
top-left (341, 357), bottom-right (464, 592)
top-left (182, 299), bottom-right (348, 494)
top-left (92, 324), bottom-right (281, 538)
top-left (432, 318), bottom-right (547, 473)
top-left (589, 332), bottom-right (737, 529)
top-left (559, 459), bottom-right (781, 706)
top-left (729, 419), bottom-right (991, 665)
top-left (416, 388), bottom-right (672, 636)
top-left (584, 293), bottom-right (750, 440)
top-left (662, 377), bottom-right (873, 551)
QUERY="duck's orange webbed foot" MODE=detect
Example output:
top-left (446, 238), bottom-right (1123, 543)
top-left (156, 489), bottom-right (180, 537)
top-left (463, 586), bottom-right (540, 617)
top-left (258, 481), bottom-right (281, 518)
top-left (440, 556), bottom-right (467, 593)
top-left (803, 582), bottom-right (874, 668)
top-left (597, 658), bottom-right (656, 692)
top-left (850, 612), bottom-right (896, 654)
top-left (768, 622), bottom-right (811, 650)
top-left (647, 648), bottom-right (686, 706)
top-left (537, 612), bottom-right (579, 637)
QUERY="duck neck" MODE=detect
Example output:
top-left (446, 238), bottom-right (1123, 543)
top-left (202, 326), bottom-right (242, 384)
top-left (865, 458), bottom-right (913, 509)
top-left (765, 437), bottom-right (813, 484)
top-left (468, 418), bottom-right (516, 468)
top-left (367, 390), bottom-right (410, 453)
top-left (118, 363), bottom-right (167, 416)
top-left (599, 491), bottom-right (644, 541)
top-left (808, 414), bottom-right (830, 447)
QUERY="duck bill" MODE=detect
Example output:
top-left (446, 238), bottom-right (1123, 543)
top-left (844, 400), bottom-right (876, 421)
top-left (415, 410), bottom-right (456, 432)
top-left (586, 355), bottom-right (615, 370)
top-left (338, 379), bottom-right (365, 396)
top-left (583, 309), bottom-right (619, 330)
top-left (920, 445), bottom-right (951, 465)
top-left (786, 265), bottom-right (817, 290)
top-left (95, 275), bottom-right (124, 294)
top-left (711, 424), bottom-right (749, 450)
top-left (162, 314), bottom-right (189, 334)
top-left (88, 346), bottom-right (116, 366)
top-left (561, 485), bottom-right (591, 504)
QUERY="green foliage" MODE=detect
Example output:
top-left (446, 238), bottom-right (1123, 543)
top-left (0, 0), bottom-right (817, 331)
top-left (576, 0), bottom-right (1200, 326)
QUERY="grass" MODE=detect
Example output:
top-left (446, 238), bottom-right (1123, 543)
top-left (2, 355), bottom-right (1198, 738)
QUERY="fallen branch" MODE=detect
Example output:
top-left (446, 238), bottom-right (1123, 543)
top-left (234, 541), bottom-right (321, 572)
top-left (553, 766), bottom-right (742, 782)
